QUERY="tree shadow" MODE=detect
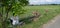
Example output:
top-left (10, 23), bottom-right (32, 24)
top-left (19, 15), bottom-right (40, 24)
top-left (19, 16), bottom-right (35, 24)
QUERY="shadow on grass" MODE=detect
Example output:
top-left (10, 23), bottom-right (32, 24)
top-left (19, 14), bottom-right (40, 24)
top-left (19, 16), bottom-right (36, 24)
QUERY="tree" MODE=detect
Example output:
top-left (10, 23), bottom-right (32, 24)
top-left (0, 0), bottom-right (29, 28)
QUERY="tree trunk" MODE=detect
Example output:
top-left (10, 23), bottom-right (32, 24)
top-left (1, 7), bottom-right (6, 28)
top-left (1, 4), bottom-right (12, 28)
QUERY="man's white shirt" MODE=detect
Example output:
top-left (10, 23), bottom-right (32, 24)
top-left (10, 16), bottom-right (19, 25)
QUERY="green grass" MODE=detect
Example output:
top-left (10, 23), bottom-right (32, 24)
top-left (0, 5), bottom-right (60, 28)
top-left (19, 5), bottom-right (60, 28)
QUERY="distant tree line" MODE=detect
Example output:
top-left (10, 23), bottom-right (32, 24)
top-left (29, 4), bottom-right (60, 6)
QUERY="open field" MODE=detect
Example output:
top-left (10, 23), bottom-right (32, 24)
top-left (20, 5), bottom-right (60, 28)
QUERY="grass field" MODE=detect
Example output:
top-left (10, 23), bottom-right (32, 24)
top-left (19, 5), bottom-right (60, 28)
top-left (0, 5), bottom-right (60, 28)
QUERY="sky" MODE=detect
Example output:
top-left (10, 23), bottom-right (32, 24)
top-left (29, 0), bottom-right (60, 5)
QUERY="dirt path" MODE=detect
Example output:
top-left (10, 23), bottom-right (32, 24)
top-left (42, 15), bottom-right (60, 28)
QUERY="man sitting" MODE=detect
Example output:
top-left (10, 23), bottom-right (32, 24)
top-left (10, 13), bottom-right (19, 26)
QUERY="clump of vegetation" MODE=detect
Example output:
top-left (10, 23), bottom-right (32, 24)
top-left (32, 11), bottom-right (40, 22)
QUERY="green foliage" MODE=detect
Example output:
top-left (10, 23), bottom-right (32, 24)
top-left (0, 0), bottom-right (29, 15)
top-left (0, 0), bottom-right (29, 28)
